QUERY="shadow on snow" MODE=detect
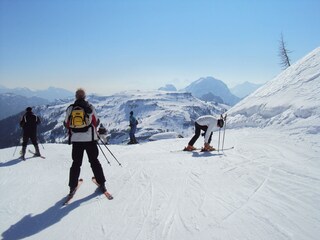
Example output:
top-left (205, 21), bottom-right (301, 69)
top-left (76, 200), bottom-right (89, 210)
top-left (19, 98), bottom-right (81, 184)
top-left (0, 158), bottom-right (23, 167)
top-left (192, 151), bottom-right (223, 157)
top-left (2, 191), bottom-right (99, 240)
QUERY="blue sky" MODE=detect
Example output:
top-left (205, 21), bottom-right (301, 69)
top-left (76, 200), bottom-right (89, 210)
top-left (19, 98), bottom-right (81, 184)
top-left (0, 0), bottom-right (319, 95)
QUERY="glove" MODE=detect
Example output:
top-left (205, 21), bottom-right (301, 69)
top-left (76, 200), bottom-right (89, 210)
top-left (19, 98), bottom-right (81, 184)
top-left (217, 119), bottom-right (224, 128)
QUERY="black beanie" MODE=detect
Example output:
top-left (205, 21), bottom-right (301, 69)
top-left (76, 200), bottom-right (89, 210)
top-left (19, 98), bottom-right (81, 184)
top-left (26, 107), bottom-right (32, 112)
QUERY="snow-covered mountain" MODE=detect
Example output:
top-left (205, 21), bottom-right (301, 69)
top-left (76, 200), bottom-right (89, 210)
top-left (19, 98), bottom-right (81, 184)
top-left (0, 93), bottom-right (49, 120)
top-left (184, 76), bottom-right (240, 105)
top-left (0, 86), bottom-right (73, 101)
top-left (158, 84), bottom-right (177, 91)
top-left (0, 90), bottom-right (227, 148)
top-left (228, 47), bottom-right (320, 134)
top-left (45, 91), bottom-right (227, 144)
top-left (230, 81), bottom-right (263, 98)
top-left (0, 85), bottom-right (74, 120)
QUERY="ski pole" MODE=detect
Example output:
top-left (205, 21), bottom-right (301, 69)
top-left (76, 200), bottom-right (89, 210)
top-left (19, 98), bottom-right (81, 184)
top-left (217, 127), bottom-right (221, 152)
top-left (97, 142), bottom-right (111, 165)
top-left (217, 114), bottom-right (224, 152)
top-left (13, 145), bottom-right (18, 157)
top-left (221, 114), bottom-right (227, 151)
top-left (95, 129), bottom-right (122, 166)
top-left (99, 137), bottom-right (122, 167)
top-left (38, 133), bottom-right (45, 149)
top-left (12, 136), bottom-right (22, 157)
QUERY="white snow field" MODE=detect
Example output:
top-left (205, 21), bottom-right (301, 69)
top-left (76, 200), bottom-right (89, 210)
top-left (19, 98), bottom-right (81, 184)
top-left (0, 129), bottom-right (319, 240)
top-left (1, 47), bottom-right (320, 239)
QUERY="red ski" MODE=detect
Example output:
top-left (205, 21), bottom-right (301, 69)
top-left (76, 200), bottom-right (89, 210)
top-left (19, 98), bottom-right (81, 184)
top-left (92, 177), bottom-right (113, 200)
top-left (63, 179), bottom-right (83, 205)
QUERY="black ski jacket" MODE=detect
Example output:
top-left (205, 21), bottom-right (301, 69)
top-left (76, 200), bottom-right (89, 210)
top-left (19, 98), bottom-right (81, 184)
top-left (20, 111), bottom-right (41, 136)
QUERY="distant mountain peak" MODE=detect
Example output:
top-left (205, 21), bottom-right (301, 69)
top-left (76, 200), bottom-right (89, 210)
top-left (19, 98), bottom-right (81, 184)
top-left (184, 76), bottom-right (240, 106)
top-left (158, 84), bottom-right (177, 91)
top-left (230, 82), bottom-right (264, 98)
top-left (0, 85), bottom-right (73, 101)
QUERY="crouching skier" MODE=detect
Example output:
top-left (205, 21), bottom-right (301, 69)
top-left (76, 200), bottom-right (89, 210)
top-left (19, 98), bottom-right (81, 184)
top-left (184, 115), bottom-right (220, 152)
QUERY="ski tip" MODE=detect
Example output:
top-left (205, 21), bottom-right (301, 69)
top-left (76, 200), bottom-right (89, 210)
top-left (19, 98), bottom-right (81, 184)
top-left (105, 192), bottom-right (114, 200)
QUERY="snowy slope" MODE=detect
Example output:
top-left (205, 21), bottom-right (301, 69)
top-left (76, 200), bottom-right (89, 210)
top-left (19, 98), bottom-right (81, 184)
top-left (1, 128), bottom-right (319, 240)
top-left (228, 47), bottom-right (320, 134)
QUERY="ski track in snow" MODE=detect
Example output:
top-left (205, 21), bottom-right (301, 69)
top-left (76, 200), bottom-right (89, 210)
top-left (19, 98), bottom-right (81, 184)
top-left (0, 129), bottom-right (320, 240)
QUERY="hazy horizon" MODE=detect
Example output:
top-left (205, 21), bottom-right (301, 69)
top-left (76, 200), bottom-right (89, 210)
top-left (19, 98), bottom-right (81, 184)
top-left (1, 0), bottom-right (319, 95)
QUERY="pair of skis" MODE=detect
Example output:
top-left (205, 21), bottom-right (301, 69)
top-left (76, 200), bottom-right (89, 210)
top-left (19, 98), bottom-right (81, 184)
top-left (63, 177), bottom-right (113, 205)
top-left (175, 146), bottom-right (234, 153)
top-left (182, 147), bottom-right (216, 152)
top-left (20, 150), bottom-right (46, 160)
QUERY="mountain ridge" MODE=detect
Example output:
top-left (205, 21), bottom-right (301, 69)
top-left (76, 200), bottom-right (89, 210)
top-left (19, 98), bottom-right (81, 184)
top-left (0, 90), bottom-right (227, 148)
top-left (183, 76), bottom-right (240, 105)
top-left (0, 86), bottom-right (73, 101)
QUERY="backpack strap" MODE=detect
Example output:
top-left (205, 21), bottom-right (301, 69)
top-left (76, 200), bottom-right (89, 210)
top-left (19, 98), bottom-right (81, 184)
top-left (91, 125), bottom-right (94, 142)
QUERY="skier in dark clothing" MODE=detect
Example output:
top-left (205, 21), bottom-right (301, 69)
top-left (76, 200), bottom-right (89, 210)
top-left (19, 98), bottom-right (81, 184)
top-left (128, 111), bottom-right (138, 144)
top-left (20, 107), bottom-right (41, 159)
top-left (64, 88), bottom-right (112, 199)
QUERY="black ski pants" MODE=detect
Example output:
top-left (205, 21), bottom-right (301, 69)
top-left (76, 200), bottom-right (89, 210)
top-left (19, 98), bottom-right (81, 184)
top-left (69, 141), bottom-right (106, 189)
top-left (22, 132), bottom-right (38, 148)
top-left (188, 122), bottom-right (212, 146)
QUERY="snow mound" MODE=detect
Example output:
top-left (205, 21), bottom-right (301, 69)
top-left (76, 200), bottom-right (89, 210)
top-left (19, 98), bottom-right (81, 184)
top-left (228, 47), bottom-right (320, 134)
top-left (148, 131), bottom-right (183, 141)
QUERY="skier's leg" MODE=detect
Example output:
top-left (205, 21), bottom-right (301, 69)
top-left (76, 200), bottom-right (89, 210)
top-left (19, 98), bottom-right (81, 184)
top-left (21, 135), bottom-right (28, 158)
top-left (30, 133), bottom-right (40, 155)
top-left (86, 141), bottom-right (106, 186)
top-left (208, 132), bottom-right (213, 144)
top-left (132, 125), bottom-right (138, 143)
top-left (133, 135), bottom-right (138, 144)
top-left (69, 143), bottom-right (84, 190)
top-left (188, 123), bottom-right (201, 146)
top-left (129, 128), bottom-right (134, 143)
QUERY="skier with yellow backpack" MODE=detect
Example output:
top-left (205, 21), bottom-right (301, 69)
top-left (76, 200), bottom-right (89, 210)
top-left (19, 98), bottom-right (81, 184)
top-left (63, 88), bottom-right (113, 204)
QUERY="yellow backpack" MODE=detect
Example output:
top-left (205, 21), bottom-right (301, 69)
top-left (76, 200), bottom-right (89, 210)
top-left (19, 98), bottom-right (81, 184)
top-left (69, 106), bottom-right (91, 131)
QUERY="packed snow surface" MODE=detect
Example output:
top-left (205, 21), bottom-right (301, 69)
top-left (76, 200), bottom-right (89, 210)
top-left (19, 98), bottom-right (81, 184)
top-left (1, 128), bottom-right (319, 240)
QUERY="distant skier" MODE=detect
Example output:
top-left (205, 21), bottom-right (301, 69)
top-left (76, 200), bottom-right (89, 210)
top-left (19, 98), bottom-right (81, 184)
top-left (128, 111), bottom-right (138, 144)
top-left (184, 115), bottom-right (220, 151)
top-left (19, 107), bottom-right (41, 159)
top-left (98, 123), bottom-right (108, 144)
top-left (64, 88), bottom-right (112, 198)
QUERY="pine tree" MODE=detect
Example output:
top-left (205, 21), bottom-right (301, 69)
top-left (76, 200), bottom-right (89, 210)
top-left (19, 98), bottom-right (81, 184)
top-left (278, 33), bottom-right (292, 70)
